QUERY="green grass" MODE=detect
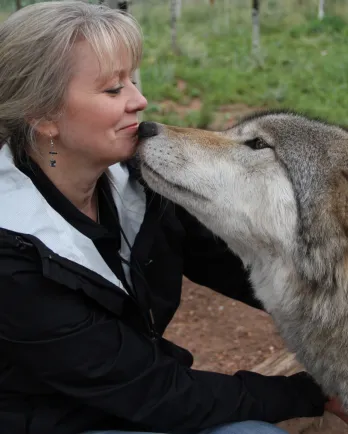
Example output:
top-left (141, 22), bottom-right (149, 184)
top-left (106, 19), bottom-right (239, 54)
top-left (0, 10), bottom-right (10, 20)
top-left (131, 0), bottom-right (348, 128)
top-left (2, 0), bottom-right (348, 128)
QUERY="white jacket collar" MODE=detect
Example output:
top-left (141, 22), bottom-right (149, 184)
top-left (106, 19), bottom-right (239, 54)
top-left (0, 144), bottom-right (146, 292)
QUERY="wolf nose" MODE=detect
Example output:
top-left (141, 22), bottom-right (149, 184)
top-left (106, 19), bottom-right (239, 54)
top-left (138, 122), bottom-right (158, 139)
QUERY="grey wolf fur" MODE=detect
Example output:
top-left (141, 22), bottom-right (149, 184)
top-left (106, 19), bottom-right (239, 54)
top-left (138, 112), bottom-right (348, 408)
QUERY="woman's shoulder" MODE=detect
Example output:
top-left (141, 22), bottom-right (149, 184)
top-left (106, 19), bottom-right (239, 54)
top-left (0, 228), bottom-right (97, 342)
top-left (0, 229), bottom-right (40, 273)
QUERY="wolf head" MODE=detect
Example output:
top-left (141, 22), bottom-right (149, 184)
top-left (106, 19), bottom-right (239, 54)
top-left (138, 112), bottom-right (348, 402)
top-left (138, 112), bottom-right (348, 302)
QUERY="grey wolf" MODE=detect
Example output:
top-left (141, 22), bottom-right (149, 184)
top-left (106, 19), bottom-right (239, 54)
top-left (138, 112), bottom-right (348, 408)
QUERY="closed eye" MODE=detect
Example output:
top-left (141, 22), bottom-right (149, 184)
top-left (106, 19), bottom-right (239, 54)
top-left (105, 86), bottom-right (124, 95)
top-left (105, 81), bottom-right (137, 96)
top-left (244, 138), bottom-right (271, 150)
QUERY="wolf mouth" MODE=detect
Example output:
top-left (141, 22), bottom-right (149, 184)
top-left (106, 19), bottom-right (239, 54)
top-left (141, 161), bottom-right (207, 201)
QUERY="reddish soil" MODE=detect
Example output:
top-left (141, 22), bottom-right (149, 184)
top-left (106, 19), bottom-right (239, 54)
top-left (164, 278), bottom-right (284, 374)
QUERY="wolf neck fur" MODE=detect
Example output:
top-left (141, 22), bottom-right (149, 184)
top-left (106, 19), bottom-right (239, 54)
top-left (226, 240), bottom-right (299, 315)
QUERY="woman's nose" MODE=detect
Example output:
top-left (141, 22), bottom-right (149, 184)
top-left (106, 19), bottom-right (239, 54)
top-left (135, 92), bottom-right (148, 112)
top-left (127, 86), bottom-right (148, 113)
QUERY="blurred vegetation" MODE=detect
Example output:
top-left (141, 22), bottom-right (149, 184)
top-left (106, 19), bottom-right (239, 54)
top-left (1, 0), bottom-right (348, 128)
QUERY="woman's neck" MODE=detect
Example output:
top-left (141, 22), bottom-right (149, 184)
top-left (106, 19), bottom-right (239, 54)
top-left (30, 151), bottom-right (102, 221)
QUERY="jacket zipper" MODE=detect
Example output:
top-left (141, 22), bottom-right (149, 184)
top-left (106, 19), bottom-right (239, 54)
top-left (15, 236), bottom-right (34, 250)
top-left (148, 308), bottom-right (159, 341)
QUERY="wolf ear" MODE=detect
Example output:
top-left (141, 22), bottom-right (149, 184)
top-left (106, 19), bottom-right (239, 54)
top-left (334, 170), bottom-right (348, 237)
top-left (293, 168), bottom-right (348, 290)
top-left (331, 170), bottom-right (348, 291)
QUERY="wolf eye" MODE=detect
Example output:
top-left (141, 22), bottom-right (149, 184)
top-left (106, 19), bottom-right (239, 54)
top-left (244, 138), bottom-right (269, 150)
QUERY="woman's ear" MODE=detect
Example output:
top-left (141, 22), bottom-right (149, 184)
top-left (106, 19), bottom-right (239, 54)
top-left (27, 118), bottom-right (59, 138)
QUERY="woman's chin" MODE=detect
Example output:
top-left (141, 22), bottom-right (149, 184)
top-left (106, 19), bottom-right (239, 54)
top-left (104, 145), bottom-right (137, 165)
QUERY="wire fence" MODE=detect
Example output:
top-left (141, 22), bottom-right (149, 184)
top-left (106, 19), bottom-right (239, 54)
top-left (1, 0), bottom-right (348, 20)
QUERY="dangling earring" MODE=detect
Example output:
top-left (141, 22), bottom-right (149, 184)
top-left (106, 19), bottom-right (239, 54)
top-left (49, 133), bottom-right (57, 167)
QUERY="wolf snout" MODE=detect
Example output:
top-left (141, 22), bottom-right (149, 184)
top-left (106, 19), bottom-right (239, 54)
top-left (138, 121), bottom-right (159, 139)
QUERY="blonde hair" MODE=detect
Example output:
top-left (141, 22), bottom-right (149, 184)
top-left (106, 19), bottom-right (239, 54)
top-left (0, 1), bottom-right (143, 161)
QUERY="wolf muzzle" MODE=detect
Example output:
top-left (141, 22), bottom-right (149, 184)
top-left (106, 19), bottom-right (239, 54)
top-left (138, 121), bottom-right (159, 139)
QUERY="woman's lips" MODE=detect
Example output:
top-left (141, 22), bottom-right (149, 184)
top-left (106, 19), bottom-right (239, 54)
top-left (120, 123), bottom-right (138, 131)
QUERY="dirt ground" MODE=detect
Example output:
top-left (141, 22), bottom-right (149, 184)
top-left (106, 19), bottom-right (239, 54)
top-left (164, 277), bottom-right (284, 373)
top-left (164, 278), bottom-right (348, 434)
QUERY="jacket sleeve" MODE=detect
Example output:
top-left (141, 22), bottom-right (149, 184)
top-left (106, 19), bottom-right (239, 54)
top-left (175, 205), bottom-right (263, 310)
top-left (0, 251), bottom-right (326, 431)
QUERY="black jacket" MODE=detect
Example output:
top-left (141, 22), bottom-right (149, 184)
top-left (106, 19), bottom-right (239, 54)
top-left (0, 149), bottom-right (326, 434)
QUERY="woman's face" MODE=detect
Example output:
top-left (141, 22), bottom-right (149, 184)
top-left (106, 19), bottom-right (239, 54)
top-left (51, 39), bottom-right (147, 167)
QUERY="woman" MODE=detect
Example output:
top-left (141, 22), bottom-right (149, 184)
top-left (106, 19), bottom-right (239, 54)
top-left (0, 2), bottom-right (343, 434)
